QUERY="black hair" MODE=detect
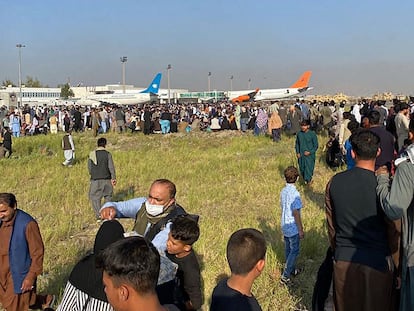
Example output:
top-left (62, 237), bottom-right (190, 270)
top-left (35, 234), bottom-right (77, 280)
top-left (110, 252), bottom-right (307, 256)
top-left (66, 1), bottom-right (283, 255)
top-left (97, 137), bottom-right (107, 147)
top-left (367, 110), bottom-right (380, 125)
top-left (0, 193), bottom-right (17, 208)
top-left (170, 215), bottom-right (200, 245)
top-left (226, 228), bottom-right (266, 275)
top-left (96, 237), bottom-right (160, 294)
top-left (350, 129), bottom-right (380, 160)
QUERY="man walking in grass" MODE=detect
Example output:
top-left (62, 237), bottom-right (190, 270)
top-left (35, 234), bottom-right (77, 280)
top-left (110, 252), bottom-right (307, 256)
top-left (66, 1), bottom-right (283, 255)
top-left (61, 129), bottom-right (75, 167)
top-left (88, 137), bottom-right (116, 219)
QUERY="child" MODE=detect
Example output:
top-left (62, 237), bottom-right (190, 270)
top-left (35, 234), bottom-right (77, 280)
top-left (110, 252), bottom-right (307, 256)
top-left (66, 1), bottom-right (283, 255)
top-left (280, 166), bottom-right (304, 285)
top-left (210, 228), bottom-right (266, 311)
top-left (166, 215), bottom-right (202, 311)
top-left (295, 119), bottom-right (318, 184)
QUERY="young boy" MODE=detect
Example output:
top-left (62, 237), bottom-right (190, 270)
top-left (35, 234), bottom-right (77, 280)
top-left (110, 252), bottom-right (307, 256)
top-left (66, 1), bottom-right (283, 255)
top-left (280, 166), bottom-right (304, 285)
top-left (210, 228), bottom-right (266, 311)
top-left (165, 215), bottom-right (202, 311)
top-left (295, 119), bottom-right (318, 184)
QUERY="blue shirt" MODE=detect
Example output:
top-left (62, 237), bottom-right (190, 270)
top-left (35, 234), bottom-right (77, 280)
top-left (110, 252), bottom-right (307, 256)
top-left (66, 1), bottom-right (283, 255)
top-left (280, 183), bottom-right (302, 237)
top-left (101, 197), bottom-right (171, 252)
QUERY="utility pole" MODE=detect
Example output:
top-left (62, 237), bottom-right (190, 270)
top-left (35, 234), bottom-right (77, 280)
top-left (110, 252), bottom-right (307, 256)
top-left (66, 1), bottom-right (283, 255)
top-left (16, 44), bottom-right (26, 109)
top-left (167, 64), bottom-right (172, 105)
top-left (120, 56), bottom-right (127, 93)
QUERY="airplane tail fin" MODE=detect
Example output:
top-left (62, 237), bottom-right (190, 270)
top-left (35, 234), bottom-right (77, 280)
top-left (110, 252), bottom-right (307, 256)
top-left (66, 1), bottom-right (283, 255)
top-left (140, 73), bottom-right (162, 94)
top-left (290, 71), bottom-right (312, 88)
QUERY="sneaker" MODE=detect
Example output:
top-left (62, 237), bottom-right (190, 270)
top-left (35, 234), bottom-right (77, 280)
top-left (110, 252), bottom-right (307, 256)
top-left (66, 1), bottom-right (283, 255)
top-left (280, 276), bottom-right (291, 285)
top-left (291, 268), bottom-right (303, 277)
top-left (42, 294), bottom-right (55, 310)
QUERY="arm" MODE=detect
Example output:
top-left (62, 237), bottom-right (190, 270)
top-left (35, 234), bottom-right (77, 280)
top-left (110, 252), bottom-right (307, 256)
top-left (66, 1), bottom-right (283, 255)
top-left (100, 197), bottom-right (146, 219)
top-left (107, 152), bottom-right (116, 181)
top-left (22, 221), bottom-right (44, 292)
top-left (87, 158), bottom-right (92, 175)
top-left (69, 135), bottom-right (75, 150)
top-left (325, 179), bottom-right (336, 250)
top-left (292, 209), bottom-right (304, 239)
top-left (182, 255), bottom-right (203, 310)
top-left (311, 131), bottom-right (319, 154)
top-left (377, 162), bottom-right (412, 220)
top-left (151, 221), bottom-right (171, 252)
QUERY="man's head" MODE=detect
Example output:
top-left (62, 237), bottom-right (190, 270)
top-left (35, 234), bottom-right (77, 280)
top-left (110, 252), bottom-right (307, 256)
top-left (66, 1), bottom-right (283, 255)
top-left (167, 215), bottom-right (200, 257)
top-left (97, 237), bottom-right (160, 311)
top-left (97, 137), bottom-right (107, 147)
top-left (300, 119), bottom-right (310, 132)
top-left (350, 129), bottom-right (380, 161)
top-left (0, 193), bottom-right (17, 222)
top-left (145, 179), bottom-right (176, 216)
top-left (226, 228), bottom-right (266, 276)
top-left (284, 166), bottom-right (299, 184)
top-left (367, 110), bottom-right (381, 126)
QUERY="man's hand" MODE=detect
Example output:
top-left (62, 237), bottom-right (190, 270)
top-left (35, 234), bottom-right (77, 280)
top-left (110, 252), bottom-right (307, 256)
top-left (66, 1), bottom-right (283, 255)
top-left (375, 165), bottom-right (389, 176)
top-left (100, 206), bottom-right (116, 220)
top-left (297, 153), bottom-right (301, 159)
top-left (21, 277), bottom-right (34, 293)
top-left (299, 229), bottom-right (304, 239)
top-left (304, 151), bottom-right (310, 156)
top-left (111, 179), bottom-right (117, 187)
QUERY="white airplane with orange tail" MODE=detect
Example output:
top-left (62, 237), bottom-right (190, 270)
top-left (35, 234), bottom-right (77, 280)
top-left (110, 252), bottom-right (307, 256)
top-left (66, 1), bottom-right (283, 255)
top-left (228, 71), bottom-right (313, 103)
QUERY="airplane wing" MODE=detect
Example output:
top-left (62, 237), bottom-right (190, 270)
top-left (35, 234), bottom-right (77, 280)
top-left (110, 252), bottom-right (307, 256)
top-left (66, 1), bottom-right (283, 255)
top-left (231, 88), bottom-right (260, 103)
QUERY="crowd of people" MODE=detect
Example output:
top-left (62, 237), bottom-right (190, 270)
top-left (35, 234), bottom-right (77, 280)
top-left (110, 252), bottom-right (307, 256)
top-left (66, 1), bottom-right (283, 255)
top-left (2, 96), bottom-right (414, 311)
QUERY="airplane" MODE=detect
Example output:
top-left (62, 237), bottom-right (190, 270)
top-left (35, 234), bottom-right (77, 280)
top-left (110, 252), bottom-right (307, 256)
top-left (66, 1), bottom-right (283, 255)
top-left (86, 73), bottom-right (162, 105)
top-left (228, 71), bottom-right (312, 103)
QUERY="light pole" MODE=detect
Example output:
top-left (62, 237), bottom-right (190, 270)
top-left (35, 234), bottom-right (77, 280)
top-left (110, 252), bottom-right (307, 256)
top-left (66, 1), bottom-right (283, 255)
top-left (208, 72), bottom-right (211, 92)
top-left (248, 78), bottom-right (252, 89)
top-left (167, 64), bottom-right (172, 105)
top-left (16, 44), bottom-right (25, 109)
top-left (230, 75), bottom-right (233, 92)
top-left (120, 56), bottom-right (127, 93)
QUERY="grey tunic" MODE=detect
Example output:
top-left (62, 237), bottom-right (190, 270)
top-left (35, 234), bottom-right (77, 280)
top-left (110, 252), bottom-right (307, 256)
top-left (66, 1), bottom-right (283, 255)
top-left (377, 160), bottom-right (414, 311)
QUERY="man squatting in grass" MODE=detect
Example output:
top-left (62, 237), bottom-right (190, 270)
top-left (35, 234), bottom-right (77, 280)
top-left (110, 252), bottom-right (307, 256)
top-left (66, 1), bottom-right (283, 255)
top-left (100, 179), bottom-right (191, 306)
top-left (0, 193), bottom-right (55, 311)
top-left (280, 166), bottom-right (304, 285)
top-left (210, 228), bottom-right (266, 311)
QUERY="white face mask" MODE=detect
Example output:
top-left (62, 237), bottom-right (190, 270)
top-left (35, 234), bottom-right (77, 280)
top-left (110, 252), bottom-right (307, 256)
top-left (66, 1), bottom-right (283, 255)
top-left (145, 201), bottom-right (165, 216)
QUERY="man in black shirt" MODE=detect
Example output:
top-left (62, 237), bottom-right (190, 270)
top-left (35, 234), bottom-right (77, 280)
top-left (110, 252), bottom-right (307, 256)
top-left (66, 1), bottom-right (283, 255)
top-left (325, 130), bottom-right (397, 311)
top-left (210, 228), bottom-right (266, 311)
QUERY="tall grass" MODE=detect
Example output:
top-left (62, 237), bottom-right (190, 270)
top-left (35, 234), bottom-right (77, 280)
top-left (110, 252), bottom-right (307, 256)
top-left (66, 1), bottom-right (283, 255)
top-left (0, 130), bottom-right (336, 310)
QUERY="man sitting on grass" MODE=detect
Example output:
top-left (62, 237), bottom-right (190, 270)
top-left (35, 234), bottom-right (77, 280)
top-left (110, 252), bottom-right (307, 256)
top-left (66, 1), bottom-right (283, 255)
top-left (210, 228), bottom-right (266, 311)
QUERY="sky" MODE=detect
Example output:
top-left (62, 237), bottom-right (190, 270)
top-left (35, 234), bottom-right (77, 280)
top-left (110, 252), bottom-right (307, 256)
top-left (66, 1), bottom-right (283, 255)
top-left (1, 0), bottom-right (414, 96)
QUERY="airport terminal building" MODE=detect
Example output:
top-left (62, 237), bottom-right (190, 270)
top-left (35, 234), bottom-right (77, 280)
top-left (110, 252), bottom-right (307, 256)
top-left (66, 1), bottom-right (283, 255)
top-left (0, 84), bottom-right (227, 107)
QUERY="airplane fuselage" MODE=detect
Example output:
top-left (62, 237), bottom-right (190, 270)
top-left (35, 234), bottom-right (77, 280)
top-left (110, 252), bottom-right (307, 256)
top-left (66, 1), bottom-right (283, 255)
top-left (87, 92), bottom-right (152, 105)
top-left (254, 87), bottom-right (311, 101)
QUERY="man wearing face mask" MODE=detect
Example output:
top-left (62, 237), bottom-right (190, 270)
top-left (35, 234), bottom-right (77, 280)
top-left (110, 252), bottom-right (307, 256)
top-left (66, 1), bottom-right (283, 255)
top-left (99, 179), bottom-right (187, 251)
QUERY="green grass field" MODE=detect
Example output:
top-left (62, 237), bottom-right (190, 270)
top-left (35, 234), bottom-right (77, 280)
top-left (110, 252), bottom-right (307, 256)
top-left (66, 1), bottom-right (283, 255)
top-left (0, 129), bottom-right (337, 311)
